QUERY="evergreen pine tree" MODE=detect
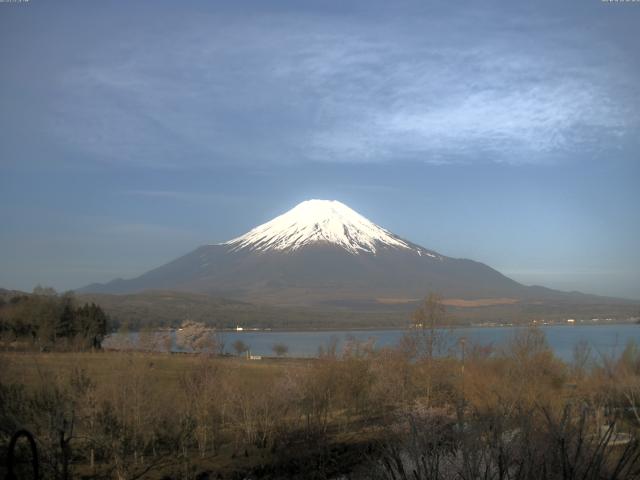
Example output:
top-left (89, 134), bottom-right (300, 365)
top-left (56, 302), bottom-right (76, 341)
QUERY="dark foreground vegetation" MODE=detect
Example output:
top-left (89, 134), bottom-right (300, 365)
top-left (2, 324), bottom-right (640, 479)
top-left (0, 287), bottom-right (109, 351)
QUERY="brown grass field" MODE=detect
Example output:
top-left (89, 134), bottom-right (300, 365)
top-left (2, 332), bottom-right (640, 479)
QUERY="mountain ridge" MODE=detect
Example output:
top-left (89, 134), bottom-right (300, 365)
top-left (78, 199), bottom-right (638, 311)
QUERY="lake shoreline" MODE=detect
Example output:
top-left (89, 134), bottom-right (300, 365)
top-left (103, 323), bottom-right (640, 362)
top-left (214, 319), bottom-right (639, 334)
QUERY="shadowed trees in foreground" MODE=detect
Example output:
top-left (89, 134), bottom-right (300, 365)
top-left (0, 288), bottom-right (109, 351)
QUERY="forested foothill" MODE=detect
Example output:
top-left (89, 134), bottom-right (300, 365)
top-left (3, 287), bottom-right (638, 335)
top-left (2, 298), bottom-right (640, 479)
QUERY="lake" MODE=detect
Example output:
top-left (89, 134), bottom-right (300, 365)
top-left (104, 323), bottom-right (640, 362)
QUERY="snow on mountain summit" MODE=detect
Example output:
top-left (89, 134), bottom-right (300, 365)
top-left (223, 199), bottom-right (427, 255)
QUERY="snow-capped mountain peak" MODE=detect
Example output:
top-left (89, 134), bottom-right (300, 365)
top-left (223, 199), bottom-right (426, 255)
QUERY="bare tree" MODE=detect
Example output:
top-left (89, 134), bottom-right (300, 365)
top-left (232, 339), bottom-right (249, 357)
top-left (572, 338), bottom-right (593, 380)
top-left (272, 342), bottom-right (289, 357)
top-left (409, 293), bottom-right (448, 407)
top-left (176, 321), bottom-right (221, 355)
top-left (411, 293), bottom-right (447, 360)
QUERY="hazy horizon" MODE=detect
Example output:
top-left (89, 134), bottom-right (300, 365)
top-left (1, 1), bottom-right (639, 299)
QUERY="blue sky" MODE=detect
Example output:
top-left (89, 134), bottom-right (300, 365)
top-left (1, 0), bottom-right (639, 299)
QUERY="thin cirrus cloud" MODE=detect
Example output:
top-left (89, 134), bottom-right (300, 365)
top-left (119, 190), bottom-right (244, 205)
top-left (46, 6), bottom-right (637, 168)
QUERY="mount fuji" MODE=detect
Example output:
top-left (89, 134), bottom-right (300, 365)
top-left (78, 200), bottom-right (624, 308)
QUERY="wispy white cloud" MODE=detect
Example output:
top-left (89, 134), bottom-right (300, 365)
top-left (97, 222), bottom-right (194, 238)
top-left (118, 190), bottom-right (241, 203)
top-left (48, 5), bottom-right (639, 167)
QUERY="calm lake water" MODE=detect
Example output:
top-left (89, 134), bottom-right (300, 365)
top-left (105, 324), bottom-right (640, 362)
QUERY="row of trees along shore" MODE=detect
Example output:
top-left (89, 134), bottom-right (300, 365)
top-left (0, 286), bottom-right (109, 351)
top-left (2, 293), bottom-right (640, 479)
